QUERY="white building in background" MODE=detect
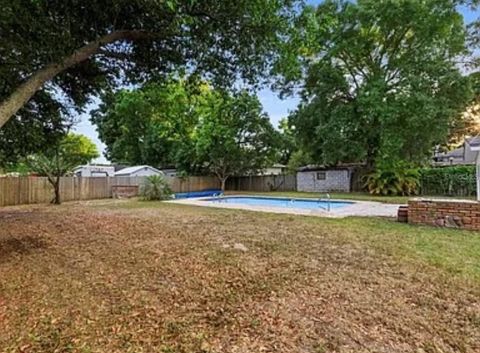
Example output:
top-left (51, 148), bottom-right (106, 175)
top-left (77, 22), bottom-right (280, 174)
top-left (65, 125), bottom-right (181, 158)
top-left (161, 168), bottom-right (177, 177)
top-left (260, 163), bottom-right (287, 175)
top-left (73, 165), bottom-right (115, 177)
top-left (114, 165), bottom-right (164, 177)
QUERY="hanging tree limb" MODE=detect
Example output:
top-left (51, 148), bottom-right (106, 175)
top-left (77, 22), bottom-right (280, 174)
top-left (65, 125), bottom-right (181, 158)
top-left (0, 30), bottom-right (163, 129)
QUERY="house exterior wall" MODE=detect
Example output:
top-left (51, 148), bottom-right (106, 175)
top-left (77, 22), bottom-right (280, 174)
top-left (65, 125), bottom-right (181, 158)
top-left (297, 170), bottom-right (350, 192)
top-left (464, 145), bottom-right (478, 164)
top-left (433, 142), bottom-right (479, 166)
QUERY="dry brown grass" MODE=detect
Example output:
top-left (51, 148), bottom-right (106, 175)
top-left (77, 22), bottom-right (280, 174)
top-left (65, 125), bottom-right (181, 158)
top-left (1, 200), bottom-right (479, 353)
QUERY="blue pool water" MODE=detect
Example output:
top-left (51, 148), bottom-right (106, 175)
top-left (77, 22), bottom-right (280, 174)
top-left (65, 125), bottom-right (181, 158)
top-left (202, 196), bottom-right (353, 210)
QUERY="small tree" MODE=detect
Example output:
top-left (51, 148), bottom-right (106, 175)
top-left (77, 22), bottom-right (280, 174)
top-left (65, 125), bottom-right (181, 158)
top-left (28, 133), bottom-right (99, 204)
top-left (192, 91), bottom-right (278, 191)
top-left (28, 151), bottom-right (77, 204)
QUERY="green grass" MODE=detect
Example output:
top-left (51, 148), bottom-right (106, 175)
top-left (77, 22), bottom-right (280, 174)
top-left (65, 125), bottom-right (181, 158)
top-left (321, 216), bottom-right (480, 282)
top-left (105, 199), bottom-right (480, 282)
top-left (226, 190), bottom-right (476, 204)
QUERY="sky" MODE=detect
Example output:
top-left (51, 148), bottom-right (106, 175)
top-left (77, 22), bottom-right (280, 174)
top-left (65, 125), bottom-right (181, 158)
top-left (73, 2), bottom-right (479, 164)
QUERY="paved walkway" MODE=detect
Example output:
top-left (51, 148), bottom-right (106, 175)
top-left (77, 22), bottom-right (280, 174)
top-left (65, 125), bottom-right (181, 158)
top-left (170, 195), bottom-right (404, 218)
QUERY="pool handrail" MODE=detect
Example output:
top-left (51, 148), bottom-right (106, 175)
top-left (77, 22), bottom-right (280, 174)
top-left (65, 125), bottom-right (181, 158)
top-left (319, 193), bottom-right (331, 212)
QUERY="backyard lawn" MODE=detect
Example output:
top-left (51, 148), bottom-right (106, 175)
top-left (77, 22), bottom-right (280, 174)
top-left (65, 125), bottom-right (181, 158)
top-left (1, 199), bottom-right (480, 352)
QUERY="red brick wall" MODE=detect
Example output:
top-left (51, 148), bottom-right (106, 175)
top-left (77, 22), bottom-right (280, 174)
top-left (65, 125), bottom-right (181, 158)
top-left (408, 199), bottom-right (480, 231)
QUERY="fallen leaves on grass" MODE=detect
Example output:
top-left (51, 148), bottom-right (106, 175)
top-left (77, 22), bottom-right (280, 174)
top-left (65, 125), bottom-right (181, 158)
top-left (0, 202), bottom-right (479, 352)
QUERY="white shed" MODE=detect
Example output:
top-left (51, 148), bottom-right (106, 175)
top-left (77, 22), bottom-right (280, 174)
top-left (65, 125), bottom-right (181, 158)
top-left (115, 165), bottom-right (164, 177)
top-left (74, 165), bottom-right (115, 177)
top-left (259, 163), bottom-right (287, 175)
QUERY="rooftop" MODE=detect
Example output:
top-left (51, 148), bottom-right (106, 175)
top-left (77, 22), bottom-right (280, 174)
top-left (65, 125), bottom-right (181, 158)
top-left (115, 165), bottom-right (162, 175)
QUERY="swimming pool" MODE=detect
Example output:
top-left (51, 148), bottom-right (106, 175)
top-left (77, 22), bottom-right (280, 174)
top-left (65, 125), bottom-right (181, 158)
top-left (202, 196), bottom-right (353, 211)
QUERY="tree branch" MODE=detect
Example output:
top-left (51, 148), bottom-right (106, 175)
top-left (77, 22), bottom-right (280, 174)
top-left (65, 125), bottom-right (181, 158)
top-left (0, 30), bottom-right (164, 128)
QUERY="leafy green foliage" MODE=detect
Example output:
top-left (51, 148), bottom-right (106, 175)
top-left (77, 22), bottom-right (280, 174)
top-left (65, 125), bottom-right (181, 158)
top-left (0, 0), bottom-right (297, 127)
top-left (93, 80), bottom-right (279, 188)
top-left (320, 164), bottom-right (476, 198)
top-left (364, 163), bottom-right (419, 196)
top-left (447, 73), bottom-right (480, 146)
top-left (466, 0), bottom-right (480, 64)
top-left (286, 0), bottom-right (472, 167)
top-left (140, 175), bottom-right (173, 201)
top-left (92, 79), bottom-right (203, 166)
top-left (286, 150), bottom-right (312, 173)
top-left (60, 133), bottom-right (99, 166)
top-left (189, 91), bottom-right (279, 190)
top-left (0, 92), bottom-right (72, 167)
top-left (419, 166), bottom-right (476, 197)
top-left (27, 133), bottom-right (99, 204)
top-left (0, 161), bottom-right (30, 175)
top-left (277, 117), bottom-right (297, 165)
top-left (27, 153), bottom-right (78, 204)
top-left (27, 153), bottom-right (77, 182)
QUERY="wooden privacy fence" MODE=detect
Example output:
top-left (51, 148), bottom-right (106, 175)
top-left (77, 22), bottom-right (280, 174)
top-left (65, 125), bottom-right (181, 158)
top-left (226, 174), bottom-right (296, 192)
top-left (167, 176), bottom-right (220, 193)
top-left (0, 176), bottom-right (220, 207)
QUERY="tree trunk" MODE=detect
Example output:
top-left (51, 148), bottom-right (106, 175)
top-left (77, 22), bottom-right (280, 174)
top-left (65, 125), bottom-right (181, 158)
top-left (0, 30), bottom-right (159, 129)
top-left (53, 180), bottom-right (61, 205)
top-left (47, 176), bottom-right (61, 204)
top-left (220, 177), bottom-right (228, 192)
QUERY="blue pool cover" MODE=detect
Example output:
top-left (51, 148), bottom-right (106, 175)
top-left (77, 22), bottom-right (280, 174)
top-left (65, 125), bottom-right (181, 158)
top-left (202, 196), bottom-right (353, 210)
top-left (175, 189), bottom-right (224, 199)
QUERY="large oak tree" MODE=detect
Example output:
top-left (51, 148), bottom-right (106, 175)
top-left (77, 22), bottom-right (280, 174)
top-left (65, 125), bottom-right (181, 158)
top-left (0, 0), bottom-right (297, 129)
top-left (286, 0), bottom-right (473, 168)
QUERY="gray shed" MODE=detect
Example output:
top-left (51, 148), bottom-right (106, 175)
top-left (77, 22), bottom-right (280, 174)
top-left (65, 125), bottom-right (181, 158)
top-left (297, 166), bottom-right (352, 193)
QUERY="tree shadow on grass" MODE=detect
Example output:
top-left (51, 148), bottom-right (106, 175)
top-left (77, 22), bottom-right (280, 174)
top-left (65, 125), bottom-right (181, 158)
top-left (0, 236), bottom-right (47, 263)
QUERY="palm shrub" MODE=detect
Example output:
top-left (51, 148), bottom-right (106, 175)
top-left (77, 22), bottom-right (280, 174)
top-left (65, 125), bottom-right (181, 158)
top-left (140, 175), bottom-right (173, 201)
top-left (364, 162), bottom-right (419, 196)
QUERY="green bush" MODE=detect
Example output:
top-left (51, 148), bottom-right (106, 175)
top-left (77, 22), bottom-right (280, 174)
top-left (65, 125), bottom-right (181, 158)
top-left (140, 175), bottom-right (173, 201)
top-left (364, 163), bottom-right (419, 196)
top-left (419, 166), bottom-right (476, 197)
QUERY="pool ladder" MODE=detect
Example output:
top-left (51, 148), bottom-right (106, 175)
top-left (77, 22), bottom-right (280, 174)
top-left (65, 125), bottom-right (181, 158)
top-left (290, 194), bottom-right (331, 211)
top-left (319, 193), bottom-right (331, 212)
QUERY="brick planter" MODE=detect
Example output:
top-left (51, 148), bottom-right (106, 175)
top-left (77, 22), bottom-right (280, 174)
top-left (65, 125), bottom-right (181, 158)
top-left (408, 198), bottom-right (480, 231)
top-left (112, 185), bottom-right (139, 198)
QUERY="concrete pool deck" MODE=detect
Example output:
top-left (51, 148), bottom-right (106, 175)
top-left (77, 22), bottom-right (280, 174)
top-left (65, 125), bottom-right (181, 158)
top-left (170, 195), bottom-right (404, 218)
